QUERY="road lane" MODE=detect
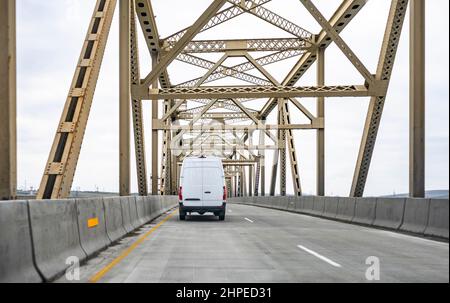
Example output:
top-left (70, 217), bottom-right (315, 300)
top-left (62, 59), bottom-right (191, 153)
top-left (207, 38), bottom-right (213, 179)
top-left (57, 203), bottom-right (449, 283)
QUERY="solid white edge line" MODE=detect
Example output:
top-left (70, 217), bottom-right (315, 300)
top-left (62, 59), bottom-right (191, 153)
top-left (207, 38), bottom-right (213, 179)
top-left (297, 245), bottom-right (342, 268)
top-left (245, 218), bottom-right (254, 223)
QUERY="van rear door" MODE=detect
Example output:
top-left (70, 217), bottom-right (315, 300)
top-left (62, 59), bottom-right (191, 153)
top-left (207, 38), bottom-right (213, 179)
top-left (182, 164), bottom-right (203, 207)
top-left (202, 163), bottom-right (224, 207)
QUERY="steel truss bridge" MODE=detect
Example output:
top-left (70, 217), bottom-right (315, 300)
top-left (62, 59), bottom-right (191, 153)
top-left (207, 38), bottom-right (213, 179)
top-left (1, 0), bottom-right (426, 201)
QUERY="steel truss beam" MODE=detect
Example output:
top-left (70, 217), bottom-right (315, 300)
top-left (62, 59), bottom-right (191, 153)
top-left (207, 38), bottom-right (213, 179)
top-left (168, 38), bottom-right (311, 54)
top-left (153, 123), bottom-right (322, 131)
top-left (177, 54), bottom-right (272, 86)
top-left (281, 99), bottom-right (302, 196)
top-left (163, 0), bottom-right (272, 46)
top-left (139, 0), bottom-right (228, 90)
top-left (350, 0), bottom-right (409, 197)
top-left (37, 0), bottom-right (117, 199)
top-left (176, 50), bottom-right (304, 87)
top-left (145, 84), bottom-right (378, 100)
top-left (130, 1), bottom-right (148, 196)
top-left (227, 0), bottom-right (313, 41)
top-left (260, 0), bottom-right (368, 119)
top-left (178, 112), bottom-right (250, 120)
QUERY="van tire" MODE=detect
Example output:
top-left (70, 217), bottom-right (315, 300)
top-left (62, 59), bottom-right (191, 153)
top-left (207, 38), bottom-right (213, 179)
top-left (218, 213), bottom-right (225, 221)
top-left (179, 214), bottom-right (186, 221)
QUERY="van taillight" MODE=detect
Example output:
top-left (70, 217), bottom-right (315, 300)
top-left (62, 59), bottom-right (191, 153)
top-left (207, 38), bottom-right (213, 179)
top-left (178, 187), bottom-right (183, 201)
top-left (223, 186), bottom-right (227, 201)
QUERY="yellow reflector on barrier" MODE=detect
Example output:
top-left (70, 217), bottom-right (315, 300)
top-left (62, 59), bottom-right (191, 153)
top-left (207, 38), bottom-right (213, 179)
top-left (88, 217), bottom-right (99, 228)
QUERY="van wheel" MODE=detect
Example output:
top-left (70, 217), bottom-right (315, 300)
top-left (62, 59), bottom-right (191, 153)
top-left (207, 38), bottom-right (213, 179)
top-left (179, 214), bottom-right (186, 221)
top-left (218, 213), bottom-right (225, 221)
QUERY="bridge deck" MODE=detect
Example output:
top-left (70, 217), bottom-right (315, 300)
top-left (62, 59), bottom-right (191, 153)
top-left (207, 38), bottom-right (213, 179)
top-left (58, 204), bottom-right (449, 283)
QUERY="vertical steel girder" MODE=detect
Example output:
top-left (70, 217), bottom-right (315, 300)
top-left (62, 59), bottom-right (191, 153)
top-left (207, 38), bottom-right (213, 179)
top-left (130, 1), bottom-right (149, 196)
top-left (248, 165), bottom-right (253, 197)
top-left (409, 0), bottom-right (425, 198)
top-left (0, 0), bottom-right (16, 200)
top-left (270, 105), bottom-right (281, 196)
top-left (317, 47), bottom-right (325, 196)
top-left (350, 0), bottom-right (409, 197)
top-left (120, 0), bottom-right (131, 196)
top-left (279, 100), bottom-right (287, 196)
top-left (37, 0), bottom-right (117, 199)
top-left (151, 55), bottom-right (159, 195)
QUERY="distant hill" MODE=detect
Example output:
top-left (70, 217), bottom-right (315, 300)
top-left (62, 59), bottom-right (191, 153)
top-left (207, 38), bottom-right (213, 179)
top-left (383, 190), bottom-right (449, 199)
top-left (16, 190), bottom-right (122, 200)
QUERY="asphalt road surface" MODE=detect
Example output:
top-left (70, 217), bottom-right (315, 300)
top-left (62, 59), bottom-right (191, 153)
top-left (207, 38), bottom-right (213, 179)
top-left (57, 203), bottom-right (449, 283)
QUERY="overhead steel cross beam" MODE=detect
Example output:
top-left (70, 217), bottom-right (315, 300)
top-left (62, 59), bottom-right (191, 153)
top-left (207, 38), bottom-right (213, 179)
top-left (163, 0), bottom-right (272, 45)
top-left (227, 0), bottom-right (314, 42)
top-left (145, 85), bottom-right (374, 100)
top-left (138, 0), bottom-right (228, 91)
top-left (350, 0), bottom-right (409, 197)
top-left (177, 54), bottom-right (272, 86)
top-left (177, 50), bottom-right (304, 87)
top-left (167, 38), bottom-right (312, 54)
top-left (299, 0), bottom-right (374, 85)
top-left (260, 0), bottom-right (368, 119)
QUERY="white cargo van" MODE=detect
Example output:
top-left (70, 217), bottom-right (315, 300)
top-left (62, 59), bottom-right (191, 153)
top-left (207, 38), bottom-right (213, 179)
top-left (178, 156), bottom-right (227, 221)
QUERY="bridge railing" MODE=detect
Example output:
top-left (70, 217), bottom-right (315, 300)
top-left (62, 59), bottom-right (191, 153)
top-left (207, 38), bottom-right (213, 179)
top-left (229, 196), bottom-right (449, 240)
top-left (0, 196), bottom-right (178, 283)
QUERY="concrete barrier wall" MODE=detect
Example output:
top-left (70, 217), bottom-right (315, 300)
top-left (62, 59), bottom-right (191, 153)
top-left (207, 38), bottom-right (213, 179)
top-left (312, 196), bottom-right (325, 216)
top-left (76, 198), bottom-right (111, 257)
top-left (229, 196), bottom-right (449, 240)
top-left (103, 197), bottom-right (127, 243)
top-left (128, 196), bottom-right (141, 229)
top-left (373, 198), bottom-right (406, 230)
top-left (0, 195), bottom-right (177, 282)
top-left (120, 197), bottom-right (134, 233)
top-left (352, 198), bottom-right (377, 225)
top-left (323, 197), bottom-right (339, 218)
top-left (302, 196), bottom-right (315, 214)
top-left (135, 196), bottom-right (148, 225)
top-left (400, 198), bottom-right (430, 234)
top-left (336, 197), bottom-right (356, 222)
top-left (29, 199), bottom-right (87, 281)
top-left (0, 201), bottom-right (42, 283)
top-left (425, 199), bottom-right (449, 239)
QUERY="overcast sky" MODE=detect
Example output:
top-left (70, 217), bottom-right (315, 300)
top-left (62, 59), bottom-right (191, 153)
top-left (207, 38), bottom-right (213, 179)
top-left (16, 0), bottom-right (449, 196)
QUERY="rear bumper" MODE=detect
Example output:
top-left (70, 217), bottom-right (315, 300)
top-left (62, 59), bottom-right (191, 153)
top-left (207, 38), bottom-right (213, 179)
top-left (179, 203), bottom-right (226, 213)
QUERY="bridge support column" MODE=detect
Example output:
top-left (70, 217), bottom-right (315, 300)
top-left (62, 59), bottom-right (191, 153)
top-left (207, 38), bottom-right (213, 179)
top-left (410, 0), bottom-right (425, 198)
top-left (279, 100), bottom-right (287, 196)
top-left (270, 110), bottom-right (281, 197)
top-left (151, 55), bottom-right (159, 195)
top-left (317, 47), bottom-right (325, 196)
top-left (260, 125), bottom-right (266, 196)
top-left (0, 0), bottom-right (16, 200)
top-left (248, 166), bottom-right (253, 197)
top-left (119, 0), bottom-right (131, 196)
